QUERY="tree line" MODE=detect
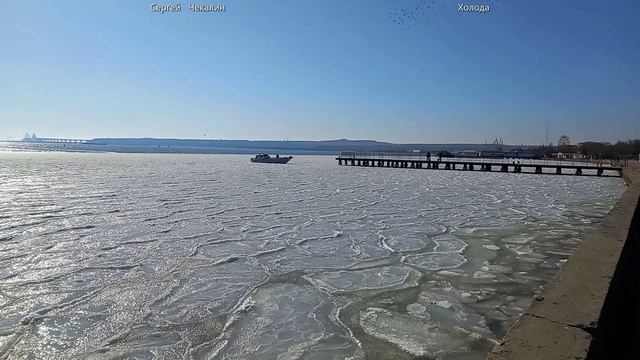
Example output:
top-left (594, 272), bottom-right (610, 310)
top-left (577, 139), bottom-right (640, 159)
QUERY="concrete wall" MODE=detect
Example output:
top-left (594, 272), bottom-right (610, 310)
top-left (487, 164), bottom-right (640, 360)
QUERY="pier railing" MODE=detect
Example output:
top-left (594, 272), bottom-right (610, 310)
top-left (338, 152), bottom-right (618, 168)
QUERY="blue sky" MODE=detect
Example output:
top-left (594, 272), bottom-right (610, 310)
top-left (1, 0), bottom-right (638, 144)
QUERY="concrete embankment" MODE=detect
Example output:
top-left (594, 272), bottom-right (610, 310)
top-left (487, 163), bottom-right (640, 360)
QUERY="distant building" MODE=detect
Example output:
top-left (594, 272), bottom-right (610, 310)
top-left (478, 148), bottom-right (537, 159)
top-left (555, 144), bottom-right (579, 160)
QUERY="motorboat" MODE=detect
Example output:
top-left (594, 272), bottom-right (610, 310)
top-left (250, 154), bottom-right (293, 164)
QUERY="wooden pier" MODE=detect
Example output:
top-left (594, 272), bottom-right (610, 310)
top-left (336, 153), bottom-right (623, 177)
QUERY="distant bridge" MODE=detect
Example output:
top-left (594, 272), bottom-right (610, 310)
top-left (23, 137), bottom-right (89, 144)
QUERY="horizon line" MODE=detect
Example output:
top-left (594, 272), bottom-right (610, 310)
top-left (6, 134), bottom-right (621, 147)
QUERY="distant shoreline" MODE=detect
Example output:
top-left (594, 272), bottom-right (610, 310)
top-left (2, 138), bottom-right (538, 156)
top-left (0, 142), bottom-right (339, 156)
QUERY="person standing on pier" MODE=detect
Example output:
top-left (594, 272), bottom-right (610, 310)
top-left (427, 152), bottom-right (431, 162)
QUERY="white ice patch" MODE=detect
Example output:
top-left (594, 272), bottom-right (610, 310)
top-left (384, 235), bottom-right (434, 252)
top-left (403, 252), bottom-right (467, 271)
top-left (216, 283), bottom-right (356, 359)
top-left (406, 303), bottom-right (430, 319)
top-left (359, 307), bottom-right (467, 357)
top-left (415, 289), bottom-right (498, 343)
top-left (432, 235), bottom-right (468, 253)
top-left (304, 265), bottom-right (419, 293)
top-left (473, 271), bottom-right (496, 279)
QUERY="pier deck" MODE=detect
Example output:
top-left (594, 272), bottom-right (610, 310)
top-left (336, 153), bottom-right (623, 177)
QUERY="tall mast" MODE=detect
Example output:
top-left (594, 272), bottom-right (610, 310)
top-left (545, 122), bottom-right (549, 145)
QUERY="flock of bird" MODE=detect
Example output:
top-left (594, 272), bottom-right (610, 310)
top-left (388, 0), bottom-right (437, 29)
top-left (388, 0), bottom-right (509, 30)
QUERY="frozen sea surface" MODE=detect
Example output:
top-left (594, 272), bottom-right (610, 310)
top-left (0, 153), bottom-right (625, 359)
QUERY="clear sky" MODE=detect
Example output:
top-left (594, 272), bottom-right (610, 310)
top-left (1, 0), bottom-right (638, 144)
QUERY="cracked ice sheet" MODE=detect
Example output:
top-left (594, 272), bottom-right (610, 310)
top-left (360, 307), bottom-right (467, 357)
top-left (303, 265), bottom-right (421, 293)
top-left (213, 283), bottom-right (357, 360)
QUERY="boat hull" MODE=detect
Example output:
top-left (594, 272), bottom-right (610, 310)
top-left (250, 156), bottom-right (293, 164)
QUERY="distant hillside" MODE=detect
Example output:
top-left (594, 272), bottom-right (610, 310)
top-left (89, 138), bottom-right (536, 154)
